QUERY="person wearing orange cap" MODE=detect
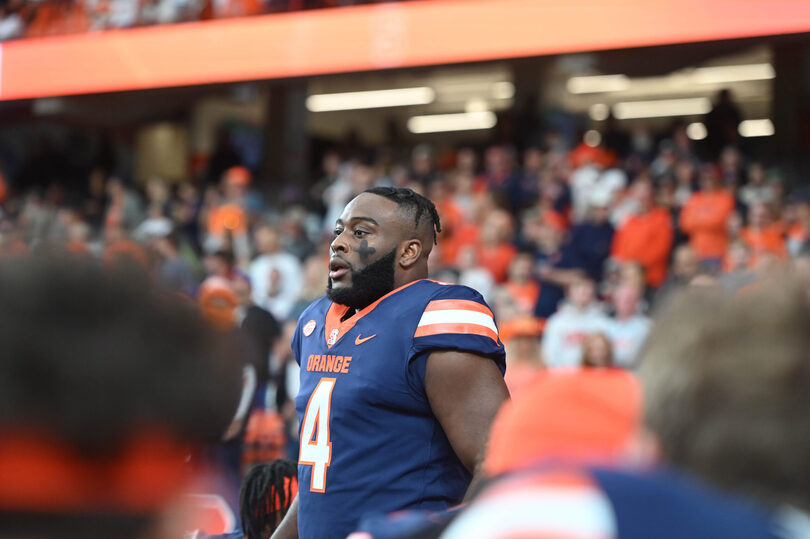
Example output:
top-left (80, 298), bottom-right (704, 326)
top-left (205, 166), bottom-right (254, 264)
top-left (499, 316), bottom-right (545, 397)
top-left (0, 254), bottom-right (241, 539)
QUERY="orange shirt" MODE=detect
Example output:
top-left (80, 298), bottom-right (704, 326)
top-left (503, 281), bottom-right (541, 313)
top-left (441, 222), bottom-right (479, 267)
top-left (742, 225), bottom-right (787, 266)
top-left (611, 207), bottom-right (673, 287)
top-left (208, 203), bottom-right (247, 237)
top-left (679, 190), bottom-right (736, 259)
top-left (477, 243), bottom-right (518, 283)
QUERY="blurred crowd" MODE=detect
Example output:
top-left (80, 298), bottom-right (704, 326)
top-left (3, 120), bottom-right (810, 388)
top-left (2, 104), bottom-right (810, 535)
top-left (2, 113), bottom-right (810, 534)
top-left (0, 0), bottom-right (410, 41)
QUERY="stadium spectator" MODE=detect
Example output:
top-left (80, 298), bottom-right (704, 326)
top-left (719, 241), bottom-right (756, 293)
top-left (499, 316), bottom-right (544, 397)
top-left (493, 251), bottom-right (540, 320)
top-left (580, 332), bottom-right (614, 369)
top-left (679, 164), bottom-right (736, 268)
top-left (105, 176), bottom-right (144, 234)
top-left (475, 208), bottom-right (517, 283)
top-left (718, 145), bottom-right (745, 188)
top-left (153, 229), bottom-right (199, 295)
top-left (456, 244), bottom-right (495, 304)
top-left (672, 159), bottom-right (697, 208)
top-left (480, 145), bottom-right (521, 210)
top-left (704, 89), bottom-right (742, 157)
top-left (232, 272), bottom-right (281, 379)
top-left (248, 224), bottom-right (303, 322)
top-left (611, 177), bottom-right (674, 288)
top-left (738, 162), bottom-right (775, 209)
top-left (741, 202), bottom-right (787, 265)
top-left (654, 244), bottom-right (700, 309)
top-left (530, 211), bottom-right (584, 318)
top-left (568, 190), bottom-right (614, 283)
top-left (541, 277), bottom-right (610, 368)
top-left (786, 189), bottom-right (810, 256)
top-left (410, 143), bottom-right (438, 187)
top-left (606, 283), bottom-right (651, 368)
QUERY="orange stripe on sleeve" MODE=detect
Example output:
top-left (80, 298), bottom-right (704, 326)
top-left (424, 299), bottom-right (494, 317)
top-left (414, 322), bottom-right (499, 343)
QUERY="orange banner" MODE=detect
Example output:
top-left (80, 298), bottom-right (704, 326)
top-left (2, 0), bottom-right (810, 100)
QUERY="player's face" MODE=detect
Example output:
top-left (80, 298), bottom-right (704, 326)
top-left (327, 194), bottom-right (403, 309)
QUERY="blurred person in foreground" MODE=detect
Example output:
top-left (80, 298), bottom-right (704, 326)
top-left (0, 254), bottom-right (241, 539)
top-left (541, 276), bottom-right (610, 368)
top-left (349, 369), bottom-right (641, 539)
top-left (272, 187), bottom-right (508, 539)
top-left (200, 460), bottom-right (298, 539)
top-left (441, 280), bottom-right (810, 538)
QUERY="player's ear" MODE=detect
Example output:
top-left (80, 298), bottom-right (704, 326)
top-left (399, 239), bottom-right (423, 269)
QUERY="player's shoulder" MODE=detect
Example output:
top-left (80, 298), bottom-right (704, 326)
top-left (406, 279), bottom-right (492, 309)
top-left (295, 296), bottom-right (331, 329)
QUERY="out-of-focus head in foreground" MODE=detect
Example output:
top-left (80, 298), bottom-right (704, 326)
top-left (639, 278), bottom-right (810, 513)
top-left (0, 254), bottom-right (241, 539)
top-left (443, 278), bottom-right (810, 539)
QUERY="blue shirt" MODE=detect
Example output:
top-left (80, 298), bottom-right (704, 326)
top-left (292, 279), bottom-right (505, 539)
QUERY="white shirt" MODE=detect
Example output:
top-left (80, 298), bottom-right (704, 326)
top-left (249, 252), bottom-right (303, 322)
top-left (606, 315), bottom-right (652, 369)
top-left (541, 303), bottom-right (611, 368)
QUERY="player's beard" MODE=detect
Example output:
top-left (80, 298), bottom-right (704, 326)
top-left (326, 248), bottom-right (397, 311)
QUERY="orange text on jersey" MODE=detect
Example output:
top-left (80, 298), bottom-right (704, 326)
top-left (306, 354), bottom-right (353, 374)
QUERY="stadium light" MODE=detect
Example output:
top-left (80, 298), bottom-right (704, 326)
top-left (491, 81), bottom-right (516, 99)
top-left (686, 122), bottom-right (708, 140)
top-left (738, 119), bottom-right (774, 137)
top-left (407, 111), bottom-right (497, 134)
top-left (692, 63), bottom-right (775, 84)
top-left (589, 103), bottom-right (610, 121)
top-left (613, 97), bottom-right (711, 119)
top-left (306, 87), bottom-right (435, 112)
top-left (566, 74), bottom-right (630, 94)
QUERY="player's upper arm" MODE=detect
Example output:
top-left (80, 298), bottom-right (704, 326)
top-left (425, 350), bottom-right (510, 474)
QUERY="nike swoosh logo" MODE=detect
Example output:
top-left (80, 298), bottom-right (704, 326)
top-left (355, 334), bottom-right (377, 345)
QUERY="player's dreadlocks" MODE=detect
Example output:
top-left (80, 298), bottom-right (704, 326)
top-left (240, 459), bottom-right (298, 539)
top-left (363, 186), bottom-right (442, 245)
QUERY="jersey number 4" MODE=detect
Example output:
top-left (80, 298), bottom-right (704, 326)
top-left (299, 377), bottom-right (336, 493)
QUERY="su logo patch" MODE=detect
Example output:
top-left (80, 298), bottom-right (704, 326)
top-left (303, 320), bottom-right (317, 337)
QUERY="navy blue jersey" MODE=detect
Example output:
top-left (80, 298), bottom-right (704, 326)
top-left (441, 465), bottom-right (788, 539)
top-left (292, 279), bottom-right (505, 539)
